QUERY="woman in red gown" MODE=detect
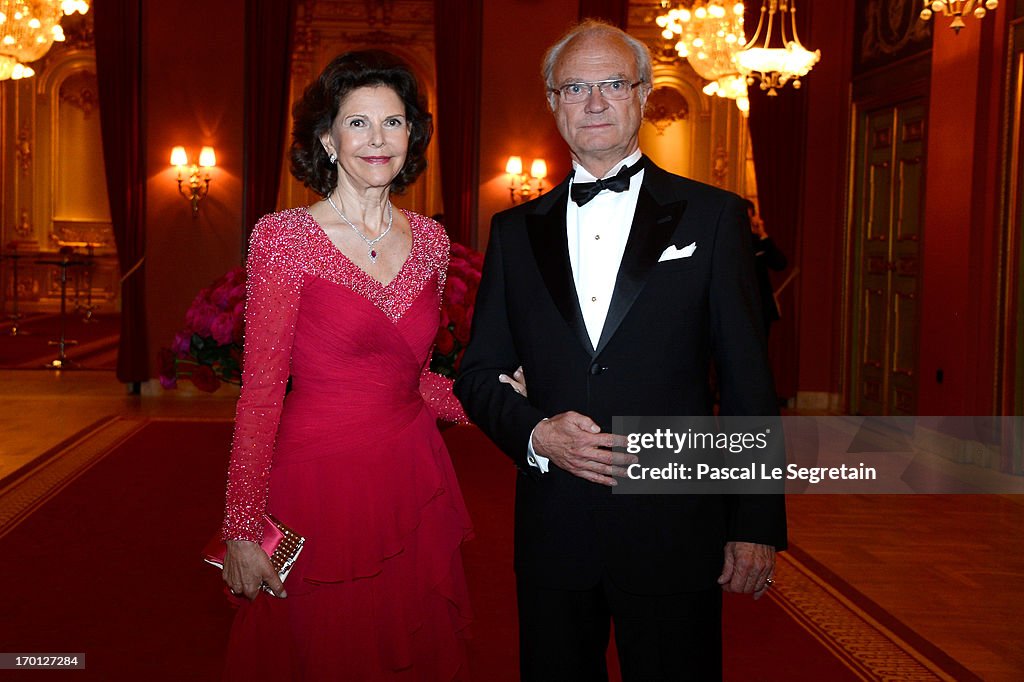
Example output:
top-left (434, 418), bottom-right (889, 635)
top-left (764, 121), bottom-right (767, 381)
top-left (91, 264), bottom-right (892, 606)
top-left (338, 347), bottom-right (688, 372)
top-left (220, 51), bottom-right (474, 680)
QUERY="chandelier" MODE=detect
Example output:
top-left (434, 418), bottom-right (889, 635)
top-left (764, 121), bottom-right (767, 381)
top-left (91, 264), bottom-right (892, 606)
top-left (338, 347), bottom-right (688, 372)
top-left (735, 0), bottom-right (820, 96)
top-left (919, 1), bottom-right (998, 34)
top-left (655, 2), bottom-right (750, 116)
top-left (0, 0), bottom-right (90, 81)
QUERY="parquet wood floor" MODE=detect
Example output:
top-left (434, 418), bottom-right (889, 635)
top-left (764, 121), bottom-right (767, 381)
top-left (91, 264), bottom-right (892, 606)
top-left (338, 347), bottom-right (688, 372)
top-left (789, 494), bottom-right (1024, 681)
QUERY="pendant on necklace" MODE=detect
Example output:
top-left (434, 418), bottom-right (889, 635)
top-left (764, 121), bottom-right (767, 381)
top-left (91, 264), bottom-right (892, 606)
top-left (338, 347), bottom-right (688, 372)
top-left (369, 249), bottom-right (377, 263)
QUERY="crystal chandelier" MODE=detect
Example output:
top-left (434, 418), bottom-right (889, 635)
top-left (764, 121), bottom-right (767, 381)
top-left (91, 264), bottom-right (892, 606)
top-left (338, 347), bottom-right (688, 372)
top-left (919, 1), bottom-right (998, 34)
top-left (0, 1), bottom-right (90, 81)
top-left (735, 0), bottom-right (820, 96)
top-left (655, 2), bottom-right (750, 116)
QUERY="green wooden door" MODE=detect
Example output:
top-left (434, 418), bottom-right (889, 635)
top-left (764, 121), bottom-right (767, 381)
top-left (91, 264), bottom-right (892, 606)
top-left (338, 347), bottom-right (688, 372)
top-left (850, 100), bottom-right (926, 415)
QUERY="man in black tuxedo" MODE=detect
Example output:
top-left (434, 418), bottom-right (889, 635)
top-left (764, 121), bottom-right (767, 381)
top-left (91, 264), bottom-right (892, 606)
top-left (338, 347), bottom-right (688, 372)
top-left (455, 20), bottom-right (786, 681)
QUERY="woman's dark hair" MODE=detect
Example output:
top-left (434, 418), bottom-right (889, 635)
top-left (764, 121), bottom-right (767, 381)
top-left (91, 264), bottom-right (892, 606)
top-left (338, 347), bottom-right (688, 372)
top-left (290, 50), bottom-right (432, 196)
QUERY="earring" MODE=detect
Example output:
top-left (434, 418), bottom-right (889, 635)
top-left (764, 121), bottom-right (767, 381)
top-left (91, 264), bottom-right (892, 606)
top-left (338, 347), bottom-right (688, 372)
top-left (328, 152), bottom-right (337, 164)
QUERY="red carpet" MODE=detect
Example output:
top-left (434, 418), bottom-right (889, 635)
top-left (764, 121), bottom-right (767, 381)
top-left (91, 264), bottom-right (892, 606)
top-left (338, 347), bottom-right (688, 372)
top-left (0, 313), bottom-right (120, 370)
top-left (445, 426), bottom-right (862, 682)
top-left (0, 420), bottom-right (965, 680)
top-left (0, 419), bottom-right (235, 681)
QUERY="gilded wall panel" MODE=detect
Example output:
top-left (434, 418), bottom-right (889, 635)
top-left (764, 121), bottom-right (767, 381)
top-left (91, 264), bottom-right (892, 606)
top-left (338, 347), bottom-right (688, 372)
top-left (1, 30), bottom-right (118, 315)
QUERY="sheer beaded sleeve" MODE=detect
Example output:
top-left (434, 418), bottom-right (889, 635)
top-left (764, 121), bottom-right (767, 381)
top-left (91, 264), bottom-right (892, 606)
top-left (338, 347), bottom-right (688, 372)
top-left (416, 218), bottom-right (469, 425)
top-left (221, 214), bottom-right (304, 542)
top-left (419, 367), bottom-right (469, 424)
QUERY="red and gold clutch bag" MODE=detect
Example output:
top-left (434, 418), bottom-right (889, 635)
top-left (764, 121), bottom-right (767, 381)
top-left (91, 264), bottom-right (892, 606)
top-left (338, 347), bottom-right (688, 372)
top-left (203, 514), bottom-right (305, 590)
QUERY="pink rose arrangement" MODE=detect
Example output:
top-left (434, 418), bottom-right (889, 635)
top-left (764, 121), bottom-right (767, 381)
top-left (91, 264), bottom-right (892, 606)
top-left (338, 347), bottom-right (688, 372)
top-left (431, 241), bottom-right (484, 378)
top-left (158, 266), bottom-right (245, 392)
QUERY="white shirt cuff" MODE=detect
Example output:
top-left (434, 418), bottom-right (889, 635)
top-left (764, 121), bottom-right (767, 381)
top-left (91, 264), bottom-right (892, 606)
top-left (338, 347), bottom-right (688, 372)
top-left (526, 419), bottom-right (550, 473)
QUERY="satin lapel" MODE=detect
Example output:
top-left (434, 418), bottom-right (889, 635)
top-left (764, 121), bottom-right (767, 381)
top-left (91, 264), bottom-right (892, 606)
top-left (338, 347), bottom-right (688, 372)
top-left (526, 188), bottom-right (595, 356)
top-left (594, 186), bottom-right (687, 356)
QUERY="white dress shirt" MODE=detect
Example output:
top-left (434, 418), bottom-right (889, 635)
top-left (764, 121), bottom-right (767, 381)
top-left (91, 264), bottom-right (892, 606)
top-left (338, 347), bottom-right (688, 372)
top-left (528, 150), bottom-right (645, 473)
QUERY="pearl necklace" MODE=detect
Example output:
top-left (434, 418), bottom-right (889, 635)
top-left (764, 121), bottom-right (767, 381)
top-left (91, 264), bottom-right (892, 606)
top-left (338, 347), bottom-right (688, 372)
top-left (326, 195), bottom-right (393, 264)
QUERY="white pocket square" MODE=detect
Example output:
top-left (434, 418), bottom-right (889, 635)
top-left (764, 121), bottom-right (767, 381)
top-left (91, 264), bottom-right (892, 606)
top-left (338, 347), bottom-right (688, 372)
top-left (658, 242), bottom-right (697, 262)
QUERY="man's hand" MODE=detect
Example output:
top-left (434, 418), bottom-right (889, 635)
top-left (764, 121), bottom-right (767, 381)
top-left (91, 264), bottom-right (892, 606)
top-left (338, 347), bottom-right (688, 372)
top-left (717, 541), bottom-right (775, 600)
top-left (532, 411), bottom-right (635, 486)
top-left (223, 540), bottom-right (287, 601)
top-left (750, 215), bottom-right (768, 239)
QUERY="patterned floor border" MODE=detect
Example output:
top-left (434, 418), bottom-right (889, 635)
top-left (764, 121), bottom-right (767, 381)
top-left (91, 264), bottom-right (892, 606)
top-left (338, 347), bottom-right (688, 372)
top-left (0, 416), bottom-right (233, 541)
top-left (771, 549), bottom-right (979, 681)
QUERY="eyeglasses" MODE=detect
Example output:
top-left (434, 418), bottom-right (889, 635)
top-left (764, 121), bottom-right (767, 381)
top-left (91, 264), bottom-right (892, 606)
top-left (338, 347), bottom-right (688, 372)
top-left (549, 79), bottom-right (644, 104)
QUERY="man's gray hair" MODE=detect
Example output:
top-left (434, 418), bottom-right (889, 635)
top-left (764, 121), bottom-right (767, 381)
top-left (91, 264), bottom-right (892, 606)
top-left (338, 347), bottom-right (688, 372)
top-left (542, 19), bottom-right (654, 93)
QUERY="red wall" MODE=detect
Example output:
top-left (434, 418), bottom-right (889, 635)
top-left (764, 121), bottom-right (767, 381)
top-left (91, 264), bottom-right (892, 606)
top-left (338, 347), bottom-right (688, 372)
top-left (476, 0), bottom-right (577, 247)
top-left (143, 0), bottom-right (246, 381)
top-left (917, 12), bottom-right (1008, 415)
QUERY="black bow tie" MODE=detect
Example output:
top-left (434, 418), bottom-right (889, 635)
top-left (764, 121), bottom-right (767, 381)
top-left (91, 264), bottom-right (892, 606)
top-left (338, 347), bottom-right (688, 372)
top-left (570, 159), bottom-right (645, 206)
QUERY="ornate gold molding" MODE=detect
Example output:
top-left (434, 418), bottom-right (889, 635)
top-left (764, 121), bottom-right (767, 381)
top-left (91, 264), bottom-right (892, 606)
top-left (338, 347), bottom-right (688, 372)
top-left (712, 136), bottom-right (728, 187)
top-left (49, 220), bottom-right (111, 247)
top-left (15, 127), bottom-right (31, 176)
top-left (338, 29), bottom-right (410, 45)
top-left (860, 0), bottom-right (932, 61)
top-left (363, 0), bottom-right (394, 25)
top-left (59, 84), bottom-right (97, 117)
top-left (15, 209), bottom-right (32, 238)
top-left (644, 86), bottom-right (689, 135)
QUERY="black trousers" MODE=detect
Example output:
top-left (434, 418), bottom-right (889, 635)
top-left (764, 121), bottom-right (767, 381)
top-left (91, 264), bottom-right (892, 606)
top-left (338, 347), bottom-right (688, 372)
top-left (516, 575), bottom-right (723, 682)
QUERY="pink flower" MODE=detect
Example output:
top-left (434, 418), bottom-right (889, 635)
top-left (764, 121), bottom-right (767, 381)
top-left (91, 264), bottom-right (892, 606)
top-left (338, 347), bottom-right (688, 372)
top-left (157, 348), bottom-right (177, 388)
top-left (211, 282), bottom-right (236, 309)
top-left (224, 266), bottom-right (245, 285)
top-left (450, 260), bottom-right (473, 280)
top-left (444, 277), bottom-right (468, 305)
top-left (172, 330), bottom-right (192, 357)
top-left (211, 312), bottom-right (235, 345)
top-left (226, 284), bottom-right (245, 308)
top-left (165, 266), bottom-right (249, 389)
top-left (186, 301), bottom-right (218, 337)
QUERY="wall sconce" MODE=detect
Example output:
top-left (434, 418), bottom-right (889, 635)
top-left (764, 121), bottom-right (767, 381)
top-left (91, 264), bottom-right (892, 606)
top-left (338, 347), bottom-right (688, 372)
top-left (170, 145), bottom-right (216, 218)
top-left (506, 155), bottom-right (547, 204)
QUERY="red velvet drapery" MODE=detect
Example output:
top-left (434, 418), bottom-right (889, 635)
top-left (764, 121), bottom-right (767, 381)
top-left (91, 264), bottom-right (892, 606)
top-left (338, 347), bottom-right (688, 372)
top-left (242, 1), bottom-right (296, 242)
top-left (94, 0), bottom-right (149, 384)
top-left (744, 0), bottom-right (811, 401)
top-left (433, 0), bottom-right (482, 246)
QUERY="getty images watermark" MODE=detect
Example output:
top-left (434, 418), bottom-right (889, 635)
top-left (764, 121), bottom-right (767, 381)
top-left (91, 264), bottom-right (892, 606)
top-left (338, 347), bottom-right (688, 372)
top-left (611, 416), bottom-right (1024, 495)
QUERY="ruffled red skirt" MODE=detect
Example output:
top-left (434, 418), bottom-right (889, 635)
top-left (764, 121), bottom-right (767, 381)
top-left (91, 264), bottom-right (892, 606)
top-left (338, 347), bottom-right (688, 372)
top-left (224, 404), bottom-right (473, 681)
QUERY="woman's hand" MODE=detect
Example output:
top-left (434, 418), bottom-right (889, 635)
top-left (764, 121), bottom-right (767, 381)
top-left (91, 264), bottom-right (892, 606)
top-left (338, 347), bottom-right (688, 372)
top-left (498, 366), bottom-right (527, 397)
top-left (223, 540), bottom-right (287, 600)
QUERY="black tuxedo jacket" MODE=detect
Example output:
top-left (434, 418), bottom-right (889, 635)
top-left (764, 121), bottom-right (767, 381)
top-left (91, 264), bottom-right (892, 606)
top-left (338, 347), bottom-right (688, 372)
top-left (454, 159), bottom-right (787, 594)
